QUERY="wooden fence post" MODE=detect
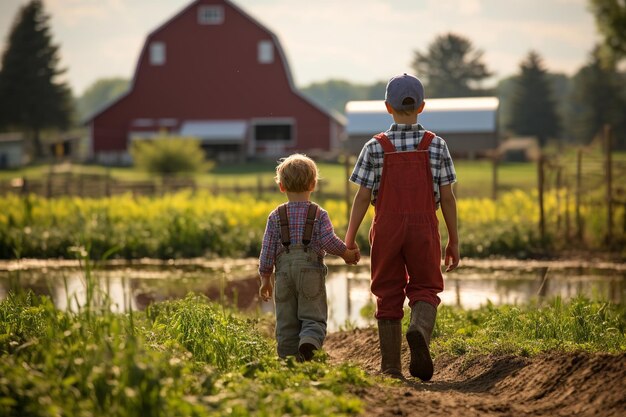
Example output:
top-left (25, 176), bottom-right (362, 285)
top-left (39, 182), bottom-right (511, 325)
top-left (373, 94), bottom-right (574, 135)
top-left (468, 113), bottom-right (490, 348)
top-left (538, 154), bottom-right (545, 245)
top-left (576, 148), bottom-right (583, 240)
top-left (555, 165), bottom-right (562, 234)
top-left (492, 154), bottom-right (498, 200)
top-left (21, 176), bottom-right (29, 194)
top-left (604, 124), bottom-right (613, 245)
top-left (46, 171), bottom-right (52, 198)
top-left (64, 172), bottom-right (70, 195)
top-left (564, 179), bottom-right (571, 239)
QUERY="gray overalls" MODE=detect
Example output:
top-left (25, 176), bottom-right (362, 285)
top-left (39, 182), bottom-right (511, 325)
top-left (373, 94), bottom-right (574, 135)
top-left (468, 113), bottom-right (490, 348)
top-left (273, 202), bottom-right (328, 358)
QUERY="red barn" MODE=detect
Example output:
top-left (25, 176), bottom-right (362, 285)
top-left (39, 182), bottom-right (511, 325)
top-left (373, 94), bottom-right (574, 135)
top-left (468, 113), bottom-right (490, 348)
top-left (87, 0), bottom-right (344, 164)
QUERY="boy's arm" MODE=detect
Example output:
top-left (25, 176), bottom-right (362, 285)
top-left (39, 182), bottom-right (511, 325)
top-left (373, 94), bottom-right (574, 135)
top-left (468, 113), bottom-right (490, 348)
top-left (259, 274), bottom-right (273, 302)
top-left (316, 210), bottom-right (360, 265)
top-left (345, 185), bottom-right (372, 249)
top-left (440, 184), bottom-right (459, 272)
top-left (258, 213), bottom-right (277, 301)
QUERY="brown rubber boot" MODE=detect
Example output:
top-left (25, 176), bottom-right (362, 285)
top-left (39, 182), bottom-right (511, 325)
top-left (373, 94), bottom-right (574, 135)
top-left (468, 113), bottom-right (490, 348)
top-left (377, 319), bottom-right (403, 378)
top-left (406, 301), bottom-right (437, 381)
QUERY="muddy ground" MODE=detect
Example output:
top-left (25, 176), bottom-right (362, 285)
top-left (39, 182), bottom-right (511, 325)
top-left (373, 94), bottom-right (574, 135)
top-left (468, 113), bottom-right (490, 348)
top-left (325, 328), bottom-right (626, 417)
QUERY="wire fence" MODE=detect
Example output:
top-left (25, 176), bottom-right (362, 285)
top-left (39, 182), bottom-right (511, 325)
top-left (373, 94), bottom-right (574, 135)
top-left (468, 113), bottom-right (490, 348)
top-left (0, 171), bottom-right (343, 200)
top-left (538, 125), bottom-right (625, 249)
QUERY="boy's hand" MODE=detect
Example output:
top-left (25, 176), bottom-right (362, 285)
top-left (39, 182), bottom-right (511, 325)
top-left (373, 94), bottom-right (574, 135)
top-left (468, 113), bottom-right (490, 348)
top-left (444, 242), bottom-right (460, 272)
top-left (342, 245), bottom-right (360, 265)
top-left (259, 275), bottom-right (273, 301)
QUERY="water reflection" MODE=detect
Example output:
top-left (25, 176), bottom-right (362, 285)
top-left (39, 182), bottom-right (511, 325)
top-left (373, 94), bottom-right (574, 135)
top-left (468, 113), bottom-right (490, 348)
top-left (0, 260), bottom-right (624, 332)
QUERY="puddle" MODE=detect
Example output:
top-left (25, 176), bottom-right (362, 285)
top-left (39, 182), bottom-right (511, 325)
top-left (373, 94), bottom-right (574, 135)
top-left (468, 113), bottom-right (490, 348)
top-left (0, 259), bottom-right (624, 332)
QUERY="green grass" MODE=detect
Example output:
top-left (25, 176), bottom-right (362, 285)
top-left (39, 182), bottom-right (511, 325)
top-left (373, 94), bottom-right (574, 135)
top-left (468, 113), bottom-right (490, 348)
top-left (426, 297), bottom-right (626, 357)
top-left (0, 160), bottom-right (538, 199)
top-left (454, 161), bottom-right (537, 197)
top-left (0, 290), bottom-right (369, 417)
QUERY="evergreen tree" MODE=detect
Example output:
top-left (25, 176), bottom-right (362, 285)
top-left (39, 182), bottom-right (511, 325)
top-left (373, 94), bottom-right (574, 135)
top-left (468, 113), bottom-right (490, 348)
top-left (508, 51), bottom-right (560, 147)
top-left (0, 0), bottom-right (73, 158)
top-left (569, 46), bottom-right (626, 147)
top-left (589, 0), bottom-right (626, 65)
top-left (498, 73), bottom-right (570, 141)
top-left (411, 33), bottom-right (493, 98)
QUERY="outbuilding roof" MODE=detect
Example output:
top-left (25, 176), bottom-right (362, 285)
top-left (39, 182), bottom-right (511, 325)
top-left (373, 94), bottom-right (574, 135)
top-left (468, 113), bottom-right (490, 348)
top-left (346, 97), bottom-right (499, 136)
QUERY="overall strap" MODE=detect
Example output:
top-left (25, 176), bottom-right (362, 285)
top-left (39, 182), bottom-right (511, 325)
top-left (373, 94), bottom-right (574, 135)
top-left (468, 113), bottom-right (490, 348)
top-left (277, 203), bottom-right (290, 251)
top-left (374, 133), bottom-right (396, 153)
top-left (302, 203), bottom-right (319, 249)
top-left (417, 131), bottom-right (435, 151)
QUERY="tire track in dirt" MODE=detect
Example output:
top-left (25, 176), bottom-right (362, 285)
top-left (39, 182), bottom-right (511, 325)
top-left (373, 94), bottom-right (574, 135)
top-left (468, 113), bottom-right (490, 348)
top-left (325, 328), bottom-right (626, 417)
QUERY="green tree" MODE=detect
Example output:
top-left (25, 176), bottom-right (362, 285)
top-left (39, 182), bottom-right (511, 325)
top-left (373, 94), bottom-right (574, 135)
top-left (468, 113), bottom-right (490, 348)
top-left (569, 46), bottom-right (626, 147)
top-left (411, 33), bottom-right (493, 98)
top-left (589, 0), bottom-right (626, 64)
top-left (0, 0), bottom-right (73, 157)
top-left (508, 51), bottom-right (561, 147)
top-left (498, 73), bottom-right (570, 140)
top-left (76, 77), bottom-right (129, 122)
top-left (130, 136), bottom-right (210, 176)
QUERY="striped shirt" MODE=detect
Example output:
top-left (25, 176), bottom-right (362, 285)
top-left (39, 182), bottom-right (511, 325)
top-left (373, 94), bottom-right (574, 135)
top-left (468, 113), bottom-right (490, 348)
top-left (258, 201), bottom-right (347, 276)
top-left (350, 123), bottom-right (457, 208)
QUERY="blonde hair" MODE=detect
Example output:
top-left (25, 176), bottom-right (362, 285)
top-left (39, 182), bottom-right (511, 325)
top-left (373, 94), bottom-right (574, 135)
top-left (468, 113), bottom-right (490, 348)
top-left (391, 97), bottom-right (417, 116)
top-left (275, 153), bottom-right (319, 193)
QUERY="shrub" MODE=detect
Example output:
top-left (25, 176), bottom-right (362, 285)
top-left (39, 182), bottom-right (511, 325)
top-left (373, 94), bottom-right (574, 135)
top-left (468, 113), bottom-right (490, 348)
top-left (130, 136), bottom-right (211, 175)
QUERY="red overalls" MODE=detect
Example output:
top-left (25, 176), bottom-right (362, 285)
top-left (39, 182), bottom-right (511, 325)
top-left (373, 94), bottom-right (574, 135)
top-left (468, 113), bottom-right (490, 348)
top-left (369, 131), bottom-right (444, 320)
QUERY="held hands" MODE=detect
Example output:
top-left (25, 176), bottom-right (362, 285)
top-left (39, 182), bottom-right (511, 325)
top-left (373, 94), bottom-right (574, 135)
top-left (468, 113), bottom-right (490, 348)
top-left (259, 274), bottom-right (273, 302)
top-left (342, 244), bottom-right (360, 265)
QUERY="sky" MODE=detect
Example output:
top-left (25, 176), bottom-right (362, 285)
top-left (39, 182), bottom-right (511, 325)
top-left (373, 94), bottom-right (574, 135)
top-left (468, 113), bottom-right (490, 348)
top-left (0, 0), bottom-right (600, 96)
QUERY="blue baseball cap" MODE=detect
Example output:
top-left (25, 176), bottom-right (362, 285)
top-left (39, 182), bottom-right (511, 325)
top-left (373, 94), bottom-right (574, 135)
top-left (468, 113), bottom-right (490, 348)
top-left (385, 73), bottom-right (425, 112)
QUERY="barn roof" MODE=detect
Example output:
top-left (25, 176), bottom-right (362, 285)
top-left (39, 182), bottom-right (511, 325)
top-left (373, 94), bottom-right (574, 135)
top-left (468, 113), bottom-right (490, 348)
top-left (345, 97), bottom-right (499, 136)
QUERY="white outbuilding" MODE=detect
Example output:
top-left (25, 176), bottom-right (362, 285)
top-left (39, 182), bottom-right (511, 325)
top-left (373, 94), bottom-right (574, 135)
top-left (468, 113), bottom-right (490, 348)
top-left (344, 97), bottom-right (499, 159)
top-left (0, 133), bottom-right (25, 169)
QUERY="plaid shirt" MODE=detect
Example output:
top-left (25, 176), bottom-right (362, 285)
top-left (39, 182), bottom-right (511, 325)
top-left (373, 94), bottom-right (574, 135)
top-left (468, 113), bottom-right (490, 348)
top-left (350, 123), bottom-right (457, 208)
top-left (258, 201), bottom-right (347, 276)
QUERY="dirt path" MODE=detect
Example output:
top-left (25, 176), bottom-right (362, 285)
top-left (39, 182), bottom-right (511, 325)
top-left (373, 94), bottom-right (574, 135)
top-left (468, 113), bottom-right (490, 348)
top-left (325, 329), bottom-right (626, 417)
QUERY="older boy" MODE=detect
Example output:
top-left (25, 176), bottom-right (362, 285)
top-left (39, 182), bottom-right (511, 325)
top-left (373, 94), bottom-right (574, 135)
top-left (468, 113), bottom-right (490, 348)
top-left (259, 154), bottom-right (359, 361)
top-left (345, 73), bottom-right (459, 380)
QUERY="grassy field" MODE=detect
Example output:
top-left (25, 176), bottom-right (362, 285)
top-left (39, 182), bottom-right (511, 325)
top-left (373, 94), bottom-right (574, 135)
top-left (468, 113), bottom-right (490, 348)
top-left (3, 147), bottom-right (624, 199)
top-left (0, 160), bottom-right (540, 199)
top-left (1, 288), bottom-right (623, 416)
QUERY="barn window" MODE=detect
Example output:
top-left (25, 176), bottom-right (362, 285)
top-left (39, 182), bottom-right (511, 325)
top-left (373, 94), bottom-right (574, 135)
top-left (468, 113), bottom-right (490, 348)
top-left (255, 123), bottom-right (292, 142)
top-left (150, 42), bottom-right (165, 65)
top-left (198, 5), bottom-right (224, 24)
top-left (258, 40), bottom-right (274, 64)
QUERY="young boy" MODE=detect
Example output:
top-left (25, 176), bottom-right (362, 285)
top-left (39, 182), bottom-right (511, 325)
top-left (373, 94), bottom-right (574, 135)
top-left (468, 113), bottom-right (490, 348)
top-left (259, 153), bottom-right (359, 361)
top-left (345, 73), bottom-right (459, 380)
